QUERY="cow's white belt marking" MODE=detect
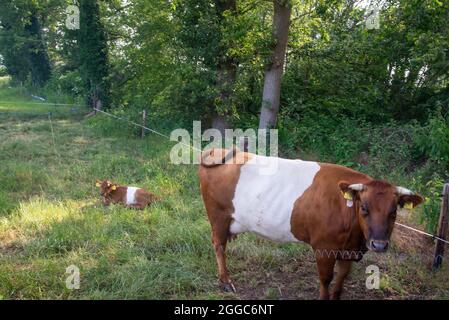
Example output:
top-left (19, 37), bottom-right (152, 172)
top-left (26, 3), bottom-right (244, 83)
top-left (230, 155), bottom-right (320, 242)
top-left (126, 187), bottom-right (139, 205)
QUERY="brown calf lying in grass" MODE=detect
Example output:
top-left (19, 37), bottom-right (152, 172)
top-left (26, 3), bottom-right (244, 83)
top-left (96, 179), bottom-right (157, 209)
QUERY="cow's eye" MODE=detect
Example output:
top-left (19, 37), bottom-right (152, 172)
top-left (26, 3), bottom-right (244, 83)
top-left (361, 204), bottom-right (369, 215)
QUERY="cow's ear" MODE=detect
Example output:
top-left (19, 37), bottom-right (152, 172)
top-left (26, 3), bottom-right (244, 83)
top-left (95, 179), bottom-right (101, 187)
top-left (396, 187), bottom-right (425, 209)
top-left (339, 181), bottom-right (350, 192)
top-left (110, 184), bottom-right (117, 191)
top-left (339, 181), bottom-right (354, 200)
top-left (339, 181), bottom-right (364, 200)
top-left (398, 194), bottom-right (424, 209)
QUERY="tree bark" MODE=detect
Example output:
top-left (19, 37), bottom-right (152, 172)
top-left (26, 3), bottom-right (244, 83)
top-left (213, 58), bottom-right (237, 134)
top-left (25, 9), bottom-right (52, 86)
top-left (259, 0), bottom-right (292, 129)
top-left (212, 0), bottom-right (237, 134)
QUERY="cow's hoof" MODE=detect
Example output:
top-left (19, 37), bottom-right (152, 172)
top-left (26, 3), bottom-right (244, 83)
top-left (330, 292), bottom-right (342, 300)
top-left (220, 282), bottom-right (237, 293)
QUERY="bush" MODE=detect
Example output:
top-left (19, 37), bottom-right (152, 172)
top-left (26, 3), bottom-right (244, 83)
top-left (0, 66), bottom-right (8, 77)
top-left (39, 70), bottom-right (85, 104)
top-left (414, 109), bottom-right (449, 173)
top-left (278, 106), bottom-right (449, 234)
top-left (420, 176), bottom-right (445, 233)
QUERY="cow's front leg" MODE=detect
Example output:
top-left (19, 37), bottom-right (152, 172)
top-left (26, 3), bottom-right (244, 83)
top-left (316, 256), bottom-right (336, 300)
top-left (102, 197), bottom-right (111, 206)
top-left (331, 260), bottom-right (352, 300)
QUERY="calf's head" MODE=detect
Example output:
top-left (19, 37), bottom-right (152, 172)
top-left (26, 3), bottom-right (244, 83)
top-left (339, 180), bottom-right (424, 252)
top-left (95, 179), bottom-right (118, 197)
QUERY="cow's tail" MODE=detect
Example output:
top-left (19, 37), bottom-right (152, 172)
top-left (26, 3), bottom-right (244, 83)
top-left (200, 146), bottom-right (239, 168)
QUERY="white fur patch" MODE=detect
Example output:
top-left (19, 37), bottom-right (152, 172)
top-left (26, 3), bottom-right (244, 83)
top-left (230, 155), bottom-right (320, 242)
top-left (126, 187), bottom-right (139, 205)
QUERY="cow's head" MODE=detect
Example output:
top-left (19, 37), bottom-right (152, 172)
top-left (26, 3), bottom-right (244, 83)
top-left (339, 180), bottom-right (424, 252)
top-left (95, 179), bottom-right (117, 196)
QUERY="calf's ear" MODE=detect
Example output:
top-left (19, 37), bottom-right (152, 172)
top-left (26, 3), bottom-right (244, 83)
top-left (95, 179), bottom-right (101, 187)
top-left (398, 194), bottom-right (424, 209)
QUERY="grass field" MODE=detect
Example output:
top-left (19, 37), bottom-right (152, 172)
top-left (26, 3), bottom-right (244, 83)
top-left (0, 80), bottom-right (448, 300)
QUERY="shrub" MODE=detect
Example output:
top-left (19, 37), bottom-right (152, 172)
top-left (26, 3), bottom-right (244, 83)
top-left (414, 109), bottom-right (449, 173)
top-left (278, 107), bottom-right (449, 234)
top-left (420, 176), bottom-right (445, 233)
top-left (39, 70), bottom-right (84, 105)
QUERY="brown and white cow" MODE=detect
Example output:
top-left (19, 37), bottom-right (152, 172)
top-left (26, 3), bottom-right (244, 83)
top-left (96, 179), bottom-right (157, 209)
top-left (198, 148), bottom-right (424, 299)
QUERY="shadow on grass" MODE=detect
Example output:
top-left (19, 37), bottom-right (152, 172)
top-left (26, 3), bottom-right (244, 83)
top-left (4, 197), bottom-right (218, 299)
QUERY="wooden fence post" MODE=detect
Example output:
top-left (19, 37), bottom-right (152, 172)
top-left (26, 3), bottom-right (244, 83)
top-left (433, 183), bottom-right (449, 269)
top-left (141, 109), bottom-right (147, 139)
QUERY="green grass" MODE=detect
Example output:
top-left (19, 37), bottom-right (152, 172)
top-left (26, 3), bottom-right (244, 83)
top-left (0, 84), bottom-right (448, 300)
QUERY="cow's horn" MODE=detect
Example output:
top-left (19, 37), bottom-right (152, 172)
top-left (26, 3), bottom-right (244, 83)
top-left (348, 184), bottom-right (365, 191)
top-left (396, 186), bottom-right (414, 195)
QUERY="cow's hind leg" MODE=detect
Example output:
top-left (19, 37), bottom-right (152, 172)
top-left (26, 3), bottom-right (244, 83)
top-left (211, 217), bottom-right (235, 293)
top-left (316, 256), bottom-right (336, 300)
top-left (331, 260), bottom-right (352, 300)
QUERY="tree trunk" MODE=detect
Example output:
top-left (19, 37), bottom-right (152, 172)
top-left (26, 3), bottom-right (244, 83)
top-left (211, 114), bottom-right (229, 134)
top-left (78, 0), bottom-right (110, 108)
top-left (212, 0), bottom-right (237, 134)
top-left (259, 0), bottom-right (292, 129)
top-left (26, 10), bottom-right (52, 86)
top-left (213, 59), bottom-right (237, 134)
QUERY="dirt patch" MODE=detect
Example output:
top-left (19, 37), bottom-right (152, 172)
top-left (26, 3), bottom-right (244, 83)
top-left (0, 229), bottom-right (23, 256)
top-left (234, 258), bottom-right (318, 299)
top-left (229, 257), bottom-right (388, 300)
top-left (392, 218), bottom-right (434, 255)
top-left (227, 222), bottom-right (440, 300)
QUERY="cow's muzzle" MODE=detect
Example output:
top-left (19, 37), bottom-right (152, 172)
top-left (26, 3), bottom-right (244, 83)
top-left (368, 239), bottom-right (389, 252)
